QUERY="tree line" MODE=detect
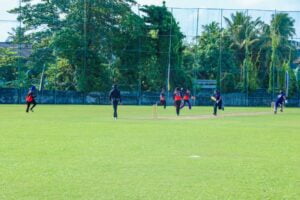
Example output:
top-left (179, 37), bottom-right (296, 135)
top-left (188, 12), bottom-right (299, 95)
top-left (0, 0), bottom-right (299, 95)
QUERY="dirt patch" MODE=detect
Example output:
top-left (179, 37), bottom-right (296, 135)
top-left (156, 112), bottom-right (271, 120)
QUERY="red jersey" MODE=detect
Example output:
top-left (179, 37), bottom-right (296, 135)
top-left (173, 91), bottom-right (182, 101)
top-left (26, 93), bottom-right (34, 103)
top-left (183, 91), bottom-right (191, 100)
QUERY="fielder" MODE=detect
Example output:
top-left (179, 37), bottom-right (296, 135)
top-left (158, 88), bottom-right (167, 109)
top-left (274, 90), bottom-right (286, 114)
top-left (173, 87), bottom-right (183, 116)
top-left (109, 84), bottom-right (122, 120)
top-left (25, 86), bottom-right (37, 113)
top-left (180, 89), bottom-right (192, 110)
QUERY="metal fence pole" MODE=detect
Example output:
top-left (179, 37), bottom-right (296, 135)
top-left (83, 0), bottom-right (87, 93)
top-left (245, 9), bottom-right (249, 106)
top-left (17, 0), bottom-right (22, 104)
top-left (193, 8), bottom-right (200, 103)
top-left (218, 9), bottom-right (223, 93)
top-left (167, 8), bottom-right (173, 99)
top-left (138, 4), bottom-right (142, 105)
top-left (272, 9), bottom-right (277, 100)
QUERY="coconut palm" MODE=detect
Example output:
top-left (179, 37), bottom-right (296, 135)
top-left (269, 12), bottom-right (295, 95)
top-left (224, 12), bottom-right (263, 92)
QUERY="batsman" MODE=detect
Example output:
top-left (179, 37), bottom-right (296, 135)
top-left (211, 90), bottom-right (224, 116)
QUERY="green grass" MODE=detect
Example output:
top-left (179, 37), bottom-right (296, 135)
top-left (0, 105), bottom-right (300, 200)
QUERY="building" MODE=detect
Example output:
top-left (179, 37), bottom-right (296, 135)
top-left (0, 42), bottom-right (32, 57)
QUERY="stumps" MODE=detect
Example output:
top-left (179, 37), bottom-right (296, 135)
top-left (152, 103), bottom-right (158, 119)
top-left (271, 101), bottom-right (275, 110)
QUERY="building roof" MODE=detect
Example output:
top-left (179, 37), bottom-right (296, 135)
top-left (0, 42), bottom-right (32, 57)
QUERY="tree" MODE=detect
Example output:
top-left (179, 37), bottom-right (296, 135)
top-left (7, 27), bottom-right (30, 45)
top-left (45, 58), bottom-right (76, 91)
top-left (140, 3), bottom-right (188, 91)
top-left (224, 12), bottom-right (264, 92)
top-left (9, 0), bottom-right (138, 92)
top-left (269, 13), bottom-right (295, 95)
top-left (189, 22), bottom-right (236, 92)
top-left (0, 48), bottom-right (19, 87)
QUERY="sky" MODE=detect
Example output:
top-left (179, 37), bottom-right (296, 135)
top-left (137, 0), bottom-right (300, 10)
top-left (1, 0), bottom-right (300, 41)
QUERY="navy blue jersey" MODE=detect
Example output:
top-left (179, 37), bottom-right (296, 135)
top-left (213, 92), bottom-right (221, 101)
top-left (276, 93), bottom-right (286, 103)
top-left (109, 88), bottom-right (121, 102)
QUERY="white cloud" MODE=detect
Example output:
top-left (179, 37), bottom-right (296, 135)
top-left (137, 0), bottom-right (162, 6)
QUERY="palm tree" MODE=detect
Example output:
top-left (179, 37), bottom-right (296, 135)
top-left (224, 12), bottom-right (263, 92)
top-left (269, 12), bottom-right (295, 96)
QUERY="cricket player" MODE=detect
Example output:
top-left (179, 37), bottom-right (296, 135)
top-left (25, 86), bottom-right (37, 113)
top-left (180, 89), bottom-right (192, 109)
top-left (274, 90), bottom-right (286, 114)
top-left (211, 90), bottom-right (224, 116)
top-left (173, 87), bottom-right (183, 116)
top-left (109, 84), bottom-right (122, 120)
top-left (159, 88), bottom-right (167, 109)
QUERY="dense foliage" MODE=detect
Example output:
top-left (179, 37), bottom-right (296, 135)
top-left (1, 1), bottom-right (298, 95)
top-left (186, 12), bottom-right (297, 95)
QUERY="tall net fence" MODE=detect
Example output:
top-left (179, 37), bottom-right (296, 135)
top-left (0, 1), bottom-right (300, 105)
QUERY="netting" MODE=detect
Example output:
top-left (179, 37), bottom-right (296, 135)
top-left (0, 1), bottom-right (300, 105)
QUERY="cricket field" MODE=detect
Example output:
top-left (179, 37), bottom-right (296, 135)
top-left (0, 105), bottom-right (299, 199)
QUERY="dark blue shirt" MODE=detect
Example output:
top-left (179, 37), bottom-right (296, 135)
top-left (276, 93), bottom-right (286, 103)
top-left (214, 92), bottom-right (221, 101)
top-left (109, 89), bottom-right (121, 102)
